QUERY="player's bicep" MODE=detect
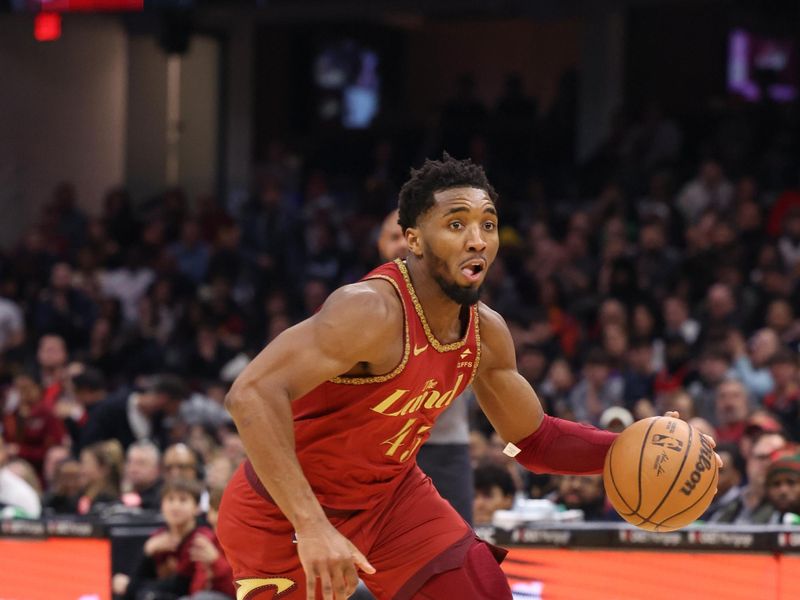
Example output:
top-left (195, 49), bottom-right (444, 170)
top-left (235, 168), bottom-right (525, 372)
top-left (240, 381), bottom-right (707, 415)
top-left (474, 305), bottom-right (544, 442)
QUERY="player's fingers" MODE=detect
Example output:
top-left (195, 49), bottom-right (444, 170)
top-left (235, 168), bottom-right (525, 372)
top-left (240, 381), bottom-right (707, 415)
top-left (343, 564), bottom-right (360, 597)
top-left (305, 570), bottom-right (317, 600)
top-left (714, 451), bottom-right (724, 469)
top-left (331, 566), bottom-right (348, 600)
top-left (664, 411), bottom-right (680, 419)
top-left (320, 569), bottom-right (334, 600)
top-left (351, 547), bottom-right (375, 574)
top-left (702, 433), bottom-right (717, 449)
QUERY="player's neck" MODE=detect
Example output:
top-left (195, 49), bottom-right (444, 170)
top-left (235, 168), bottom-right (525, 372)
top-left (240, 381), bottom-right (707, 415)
top-left (404, 257), bottom-right (465, 344)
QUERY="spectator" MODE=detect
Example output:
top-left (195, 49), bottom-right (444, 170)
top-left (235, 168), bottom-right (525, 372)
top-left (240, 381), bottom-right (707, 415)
top-left (598, 406), bottom-right (634, 433)
top-left (710, 431), bottom-right (787, 524)
top-left (167, 219), bottom-right (210, 286)
top-left (114, 479), bottom-right (235, 600)
top-left (552, 474), bottom-right (616, 521)
top-left (728, 328), bottom-right (779, 399)
top-left (81, 374), bottom-right (188, 450)
top-left (0, 292), bottom-right (25, 355)
top-left (676, 158), bottom-right (734, 224)
top-left (687, 347), bottom-right (733, 423)
top-left (36, 333), bottom-right (69, 409)
top-left (473, 464), bottom-right (516, 526)
top-left (569, 348), bottom-right (624, 426)
top-left (765, 450), bottom-right (800, 523)
top-left (58, 366), bottom-right (108, 450)
top-left (763, 348), bottom-right (800, 439)
top-left (714, 378), bottom-right (752, 443)
top-left (123, 440), bottom-right (163, 511)
top-left (77, 439), bottom-right (123, 515)
top-left (42, 457), bottom-right (82, 515)
top-left (702, 442), bottom-right (745, 520)
top-left (34, 262), bottom-right (96, 350)
top-left (0, 437), bottom-right (42, 518)
top-left (2, 372), bottom-right (66, 475)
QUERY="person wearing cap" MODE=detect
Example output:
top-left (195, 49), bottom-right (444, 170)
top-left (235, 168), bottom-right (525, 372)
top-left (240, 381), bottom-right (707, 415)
top-left (765, 449), bottom-right (800, 524)
top-left (763, 347), bottom-right (800, 439)
top-left (598, 406), bottom-right (634, 433)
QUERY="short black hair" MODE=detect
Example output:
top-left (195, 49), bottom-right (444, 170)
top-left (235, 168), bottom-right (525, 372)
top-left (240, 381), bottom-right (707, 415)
top-left (474, 464), bottom-right (516, 498)
top-left (397, 153), bottom-right (498, 231)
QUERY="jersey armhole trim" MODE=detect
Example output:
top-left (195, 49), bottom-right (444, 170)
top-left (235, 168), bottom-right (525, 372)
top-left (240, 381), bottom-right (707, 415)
top-left (329, 275), bottom-right (410, 385)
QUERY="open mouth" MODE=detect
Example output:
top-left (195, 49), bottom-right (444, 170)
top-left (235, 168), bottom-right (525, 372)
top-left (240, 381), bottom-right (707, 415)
top-left (460, 259), bottom-right (485, 282)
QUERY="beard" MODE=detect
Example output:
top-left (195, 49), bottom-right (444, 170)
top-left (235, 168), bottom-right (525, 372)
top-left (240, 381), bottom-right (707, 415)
top-left (425, 244), bottom-right (482, 306)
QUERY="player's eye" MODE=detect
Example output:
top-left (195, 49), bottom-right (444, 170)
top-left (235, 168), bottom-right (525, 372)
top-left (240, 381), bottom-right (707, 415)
top-left (483, 221), bottom-right (497, 231)
top-left (448, 221), bottom-right (463, 230)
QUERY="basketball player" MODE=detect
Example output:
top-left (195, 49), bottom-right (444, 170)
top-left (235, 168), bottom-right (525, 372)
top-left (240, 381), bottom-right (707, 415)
top-left (217, 155), bottom-right (711, 600)
top-left (378, 209), bottom-right (474, 525)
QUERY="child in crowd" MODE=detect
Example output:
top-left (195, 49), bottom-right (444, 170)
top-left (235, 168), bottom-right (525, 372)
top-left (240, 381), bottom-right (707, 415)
top-left (113, 479), bottom-right (234, 600)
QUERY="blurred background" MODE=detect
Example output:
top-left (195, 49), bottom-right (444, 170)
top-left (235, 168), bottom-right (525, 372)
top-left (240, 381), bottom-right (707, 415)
top-left (2, 1), bottom-right (800, 599)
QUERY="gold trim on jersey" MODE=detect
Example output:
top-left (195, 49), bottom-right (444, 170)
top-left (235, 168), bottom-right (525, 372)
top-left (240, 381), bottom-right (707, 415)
top-left (329, 274), bottom-right (410, 385)
top-left (468, 307), bottom-right (481, 386)
top-left (395, 258), bottom-right (474, 352)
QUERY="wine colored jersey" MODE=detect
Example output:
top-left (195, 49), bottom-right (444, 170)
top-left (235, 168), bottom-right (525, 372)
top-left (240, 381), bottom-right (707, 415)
top-left (287, 259), bottom-right (480, 511)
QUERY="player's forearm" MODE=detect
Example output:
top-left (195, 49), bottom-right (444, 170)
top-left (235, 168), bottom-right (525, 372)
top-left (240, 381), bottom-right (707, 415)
top-left (504, 414), bottom-right (617, 475)
top-left (225, 383), bottom-right (328, 531)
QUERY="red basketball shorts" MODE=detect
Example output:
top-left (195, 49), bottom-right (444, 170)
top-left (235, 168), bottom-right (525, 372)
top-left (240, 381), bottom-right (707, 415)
top-left (217, 462), bottom-right (508, 599)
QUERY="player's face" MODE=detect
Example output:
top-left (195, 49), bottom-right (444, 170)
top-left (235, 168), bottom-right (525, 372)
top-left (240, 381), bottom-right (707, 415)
top-left (412, 187), bottom-right (498, 305)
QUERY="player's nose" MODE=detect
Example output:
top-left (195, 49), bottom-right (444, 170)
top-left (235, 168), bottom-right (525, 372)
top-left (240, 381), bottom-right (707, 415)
top-left (465, 225), bottom-right (487, 252)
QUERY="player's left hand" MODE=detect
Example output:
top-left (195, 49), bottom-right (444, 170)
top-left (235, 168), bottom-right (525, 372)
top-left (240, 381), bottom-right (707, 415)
top-left (663, 411), bottom-right (723, 470)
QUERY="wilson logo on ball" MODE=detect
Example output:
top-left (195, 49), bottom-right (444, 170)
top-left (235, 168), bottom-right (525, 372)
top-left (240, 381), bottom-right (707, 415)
top-left (680, 434), bottom-right (714, 496)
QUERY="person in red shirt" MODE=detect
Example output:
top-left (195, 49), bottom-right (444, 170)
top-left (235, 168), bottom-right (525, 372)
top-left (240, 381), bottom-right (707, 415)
top-left (114, 478), bottom-right (234, 600)
top-left (2, 372), bottom-right (65, 476)
top-left (218, 155), bottom-right (719, 600)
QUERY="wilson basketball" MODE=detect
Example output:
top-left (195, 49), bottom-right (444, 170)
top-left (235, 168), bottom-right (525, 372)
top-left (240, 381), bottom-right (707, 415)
top-left (603, 416), bottom-right (718, 532)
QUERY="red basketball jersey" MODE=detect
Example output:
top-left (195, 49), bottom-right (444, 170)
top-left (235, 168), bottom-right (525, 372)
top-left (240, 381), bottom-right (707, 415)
top-left (289, 259), bottom-right (480, 511)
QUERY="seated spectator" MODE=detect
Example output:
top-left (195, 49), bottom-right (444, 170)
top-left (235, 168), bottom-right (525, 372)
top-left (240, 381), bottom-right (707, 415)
top-left (123, 440), bottom-right (163, 511)
top-left (43, 457), bottom-right (82, 514)
top-left (598, 406), bottom-right (634, 433)
top-left (0, 437), bottom-right (41, 518)
top-left (763, 348), bottom-right (800, 439)
top-left (114, 479), bottom-right (235, 600)
top-left (57, 366), bottom-right (108, 451)
top-left (42, 444), bottom-right (71, 490)
top-left (709, 431), bottom-right (787, 524)
top-left (702, 442), bottom-right (744, 520)
top-left (552, 474), bottom-right (617, 521)
top-left (473, 464), bottom-right (516, 526)
top-left (714, 378), bottom-right (752, 443)
top-left (163, 443), bottom-right (208, 511)
top-left (568, 348), bottom-right (624, 426)
top-left (77, 440), bottom-right (123, 515)
top-left (765, 449), bottom-right (800, 524)
top-left (686, 346), bottom-right (733, 423)
top-left (728, 328), bottom-right (778, 400)
top-left (6, 457), bottom-right (43, 497)
top-left (185, 486), bottom-right (235, 600)
top-left (2, 372), bottom-right (66, 476)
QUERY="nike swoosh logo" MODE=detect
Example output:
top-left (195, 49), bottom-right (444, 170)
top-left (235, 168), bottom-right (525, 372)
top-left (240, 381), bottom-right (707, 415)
top-left (413, 343), bottom-right (429, 356)
top-left (236, 578), bottom-right (296, 600)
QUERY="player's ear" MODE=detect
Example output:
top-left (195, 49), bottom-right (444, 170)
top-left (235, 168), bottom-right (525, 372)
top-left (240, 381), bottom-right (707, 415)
top-left (405, 227), bottom-right (423, 258)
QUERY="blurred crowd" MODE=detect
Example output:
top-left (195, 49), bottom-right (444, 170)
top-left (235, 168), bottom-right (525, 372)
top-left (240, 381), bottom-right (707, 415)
top-left (1, 71), bottom-right (800, 599)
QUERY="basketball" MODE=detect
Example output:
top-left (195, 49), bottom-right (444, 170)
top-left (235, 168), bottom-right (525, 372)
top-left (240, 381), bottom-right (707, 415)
top-left (603, 416), bottom-right (718, 532)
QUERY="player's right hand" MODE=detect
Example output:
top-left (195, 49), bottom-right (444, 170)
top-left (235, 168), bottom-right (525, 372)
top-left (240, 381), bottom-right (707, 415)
top-left (296, 520), bottom-right (375, 600)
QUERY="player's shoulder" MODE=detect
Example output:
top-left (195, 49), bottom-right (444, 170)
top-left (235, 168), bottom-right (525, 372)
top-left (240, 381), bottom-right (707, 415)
top-left (476, 302), bottom-right (515, 369)
top-left (477, 301), bottom-right (510, 337)
top-left (318, 278), bottom-right (402, 333)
